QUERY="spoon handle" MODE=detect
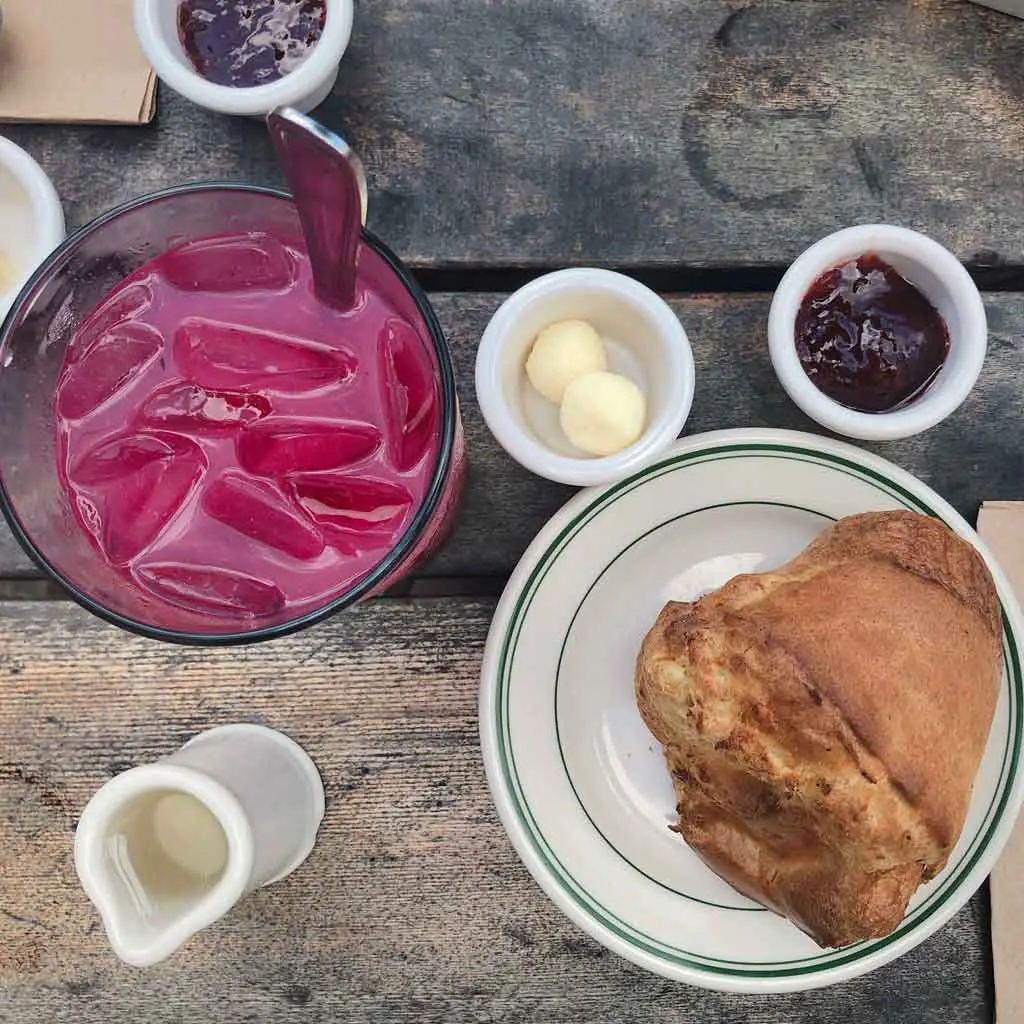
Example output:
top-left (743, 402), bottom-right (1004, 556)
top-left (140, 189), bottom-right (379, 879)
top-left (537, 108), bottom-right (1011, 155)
top-left (267, 107), bottom-right (368, 313)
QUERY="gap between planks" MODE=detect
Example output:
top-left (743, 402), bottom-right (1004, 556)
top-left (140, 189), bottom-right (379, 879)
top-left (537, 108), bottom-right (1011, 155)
top-left (411, 264), bottom-right (1024, 295)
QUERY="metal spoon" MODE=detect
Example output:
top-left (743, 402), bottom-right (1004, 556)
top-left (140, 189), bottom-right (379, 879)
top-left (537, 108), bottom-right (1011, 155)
top-left (267, 106), bottom-right (368, 313)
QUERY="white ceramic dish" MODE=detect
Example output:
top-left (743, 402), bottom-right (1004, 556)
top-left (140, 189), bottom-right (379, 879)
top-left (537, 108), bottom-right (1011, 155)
top-left (134, 0), bottom-right (353, 117)
top-left (75, 724), bottom-right (324, 967)
top-left (479, 427), bottom-right (1024, 993)
top-left (768, 225), bottom-right (986, 441)
top-left (0, 137), bottom-right (65, 323)
top-left (475, 269), bottom-right (695, 487)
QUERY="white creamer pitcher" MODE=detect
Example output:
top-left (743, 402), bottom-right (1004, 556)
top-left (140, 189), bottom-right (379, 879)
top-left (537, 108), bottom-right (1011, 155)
top-left (74, 724), bottom-right (325, 967)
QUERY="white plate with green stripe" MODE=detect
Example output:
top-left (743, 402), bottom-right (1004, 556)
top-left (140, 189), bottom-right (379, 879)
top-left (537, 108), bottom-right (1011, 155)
top-left (479, 428), bottom-right (1024, 993)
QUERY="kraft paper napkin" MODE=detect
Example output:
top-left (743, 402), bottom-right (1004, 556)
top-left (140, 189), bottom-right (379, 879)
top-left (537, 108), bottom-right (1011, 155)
top-left (0, 0), bottom-right (156, 124)
top-left (980, 502), bottom-right (1024, 1024)
top-left (970, 0), bottom-right (1024, 17)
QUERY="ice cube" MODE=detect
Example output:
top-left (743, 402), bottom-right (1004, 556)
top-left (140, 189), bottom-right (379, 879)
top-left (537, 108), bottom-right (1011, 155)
top-left (203, 471), bottom-right (326, 560)
top-left (72, 433), bottom-right (184, 485)
top-left (175, 318), bottom-right (354, 393)
top-left (379, 317), bottom-right (438, 471)
top-left (295, 475), bottom-right (413, 538)
top-left (135, 562), bottom-right (286, 619)
top-left (237, 419), bottom-right (381, 476)
top-left (71, 281), bottom-right (154, 361)
top-left (56, 322), bottom-right (163, 420)
top-left (72, 432), bottom-right (206, 565)
top-left (160, 234), bottom-right (296, 293)
top-left (139, 382), bottom-right (272, 434)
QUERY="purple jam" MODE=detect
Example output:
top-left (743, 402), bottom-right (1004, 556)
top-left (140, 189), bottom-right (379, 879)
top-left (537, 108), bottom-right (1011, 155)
top-left (795, 254), bottom-right (950, 414)
top-left (178, 0), bottom-right (327, 88)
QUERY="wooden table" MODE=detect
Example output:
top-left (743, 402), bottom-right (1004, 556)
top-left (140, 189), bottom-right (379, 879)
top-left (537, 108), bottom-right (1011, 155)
top-left (1, 2), bottom-right (1022, 1020)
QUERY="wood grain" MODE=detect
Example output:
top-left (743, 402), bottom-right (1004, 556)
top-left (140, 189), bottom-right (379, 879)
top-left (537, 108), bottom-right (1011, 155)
top-left (0, 599), bottom-right (994, 1023)
top-left (3, 291), bottom-right (1023, 584)
top-left (1, 1), bottom-right (1022, 269)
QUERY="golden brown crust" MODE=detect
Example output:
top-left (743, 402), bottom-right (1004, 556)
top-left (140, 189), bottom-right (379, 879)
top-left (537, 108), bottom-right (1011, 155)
top-left (635, 511), bottom-right (1002, 948)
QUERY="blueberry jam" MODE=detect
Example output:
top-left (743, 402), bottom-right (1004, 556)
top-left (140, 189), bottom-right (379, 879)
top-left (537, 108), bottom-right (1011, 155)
top-left (178, 0), bottom-right (327, 88)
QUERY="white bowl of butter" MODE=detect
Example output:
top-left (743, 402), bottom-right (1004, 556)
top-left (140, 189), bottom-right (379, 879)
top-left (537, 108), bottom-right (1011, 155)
top-left (0, 137), bottom-right (65, 324)
top-left (476, 269), bottom-right (695, 487)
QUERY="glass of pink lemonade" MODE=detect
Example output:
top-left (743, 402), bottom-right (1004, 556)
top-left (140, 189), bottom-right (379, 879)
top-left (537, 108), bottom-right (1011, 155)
top-left (0, 184), bottom-right (464, 642)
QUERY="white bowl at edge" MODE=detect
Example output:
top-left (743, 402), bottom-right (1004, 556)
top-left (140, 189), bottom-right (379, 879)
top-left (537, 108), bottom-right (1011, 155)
top-left (767, 224), bottom-right (986, 442)
top-left (134, 0), bottom-right (354, 117)
top-left (475, 268), bottom-right (696, 487)
top-left (0, 136), bottom-right (65, 324)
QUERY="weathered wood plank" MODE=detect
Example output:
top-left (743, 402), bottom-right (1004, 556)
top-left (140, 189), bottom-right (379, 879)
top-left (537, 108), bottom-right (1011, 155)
top-left (0, 599), bottom-right (994, 1023)
top-left (1, 0), bottom-right (1022, 268)
top-left (3, 291), bottom-right (1023, 584)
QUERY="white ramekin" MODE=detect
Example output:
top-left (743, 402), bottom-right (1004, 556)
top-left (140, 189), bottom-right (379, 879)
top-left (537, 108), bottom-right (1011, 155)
top-left (134, 0), bottom-right (354, 117)
top-left (0, 136), bottom-right (65, 323)
top-left (475, 269), bottom-right (695, 487)
top-left (768, 225), bottom-right (986, 442)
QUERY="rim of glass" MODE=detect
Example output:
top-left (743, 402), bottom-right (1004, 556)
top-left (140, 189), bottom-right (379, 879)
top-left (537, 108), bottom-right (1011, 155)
top-left (0, 182), bottom-right (458, 646)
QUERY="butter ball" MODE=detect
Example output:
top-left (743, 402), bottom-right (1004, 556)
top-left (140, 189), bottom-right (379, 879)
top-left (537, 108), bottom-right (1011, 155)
top-left (525, 320), bottom-right (606, 403)
top-left (560, 371), bottom-right (647, 456)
